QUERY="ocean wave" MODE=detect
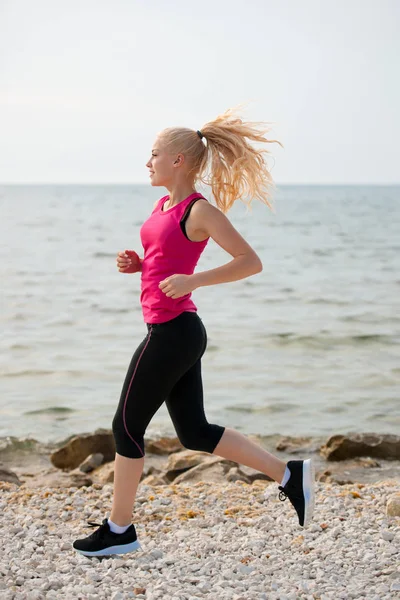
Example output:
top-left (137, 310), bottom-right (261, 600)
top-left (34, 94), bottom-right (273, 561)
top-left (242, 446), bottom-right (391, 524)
top-left (1, 369), bottom-right (86, 378)
top-left (0, 436), bottom-right (52, 454)
top-left (9, 344), bottom-right (32, 350)
top-left (24, 406), bottom-right (75, 415)
top-left (98, 307), bottom-right (131, 314)
top-left (93, 252), bottom-right (116, 258)
top-left (2, 369), bottom-right (55, 378)
top-left (255, 332), bottom-right (399, 347)
top-left (227, 402), bottom-right (297, 414)
top-left (306, 298), bottom-right (352, 305)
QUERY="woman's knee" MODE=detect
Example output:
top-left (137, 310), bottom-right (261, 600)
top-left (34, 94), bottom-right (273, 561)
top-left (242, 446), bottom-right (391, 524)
top-left (112, 413), bottom-right (145, 459)
top-left (179, 424), bottom-right (225, 453)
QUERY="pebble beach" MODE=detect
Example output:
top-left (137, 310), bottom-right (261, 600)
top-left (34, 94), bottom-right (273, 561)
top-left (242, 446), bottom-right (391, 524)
top-left (1, 478), bottom-right (399, 600)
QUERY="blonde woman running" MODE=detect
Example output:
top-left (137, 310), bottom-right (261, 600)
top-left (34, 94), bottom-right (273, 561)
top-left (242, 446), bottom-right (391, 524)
top-left (73, 106), bottom-right (315, 557)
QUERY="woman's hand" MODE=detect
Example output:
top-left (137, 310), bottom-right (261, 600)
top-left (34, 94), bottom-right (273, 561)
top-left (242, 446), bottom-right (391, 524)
top-left (117, 250), bottom-right (142, 273)
top-left (159, 274), bottom-right (196, 299)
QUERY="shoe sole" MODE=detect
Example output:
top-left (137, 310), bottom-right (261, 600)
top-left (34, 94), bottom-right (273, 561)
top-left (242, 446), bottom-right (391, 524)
top-left (73, 539), bottom-right (141, 557)
top-left (302, 458), bottom-right (315, 527)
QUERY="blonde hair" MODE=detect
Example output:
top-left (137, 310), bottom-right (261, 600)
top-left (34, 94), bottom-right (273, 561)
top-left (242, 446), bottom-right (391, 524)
top-left (159, 103), bottom-right (283, 213)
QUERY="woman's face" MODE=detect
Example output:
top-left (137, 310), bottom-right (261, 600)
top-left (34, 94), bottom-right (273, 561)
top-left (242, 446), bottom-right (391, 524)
top-left (146, 138), bottom-right (176, 187)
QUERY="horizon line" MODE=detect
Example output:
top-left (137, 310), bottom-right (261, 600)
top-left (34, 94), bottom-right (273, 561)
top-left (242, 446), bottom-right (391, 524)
top-left (1, 181), bottom-right (399, 187)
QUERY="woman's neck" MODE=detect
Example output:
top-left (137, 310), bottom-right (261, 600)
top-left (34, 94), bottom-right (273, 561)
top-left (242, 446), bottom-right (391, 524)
top-left (165, 186), bottom-right (198, 207)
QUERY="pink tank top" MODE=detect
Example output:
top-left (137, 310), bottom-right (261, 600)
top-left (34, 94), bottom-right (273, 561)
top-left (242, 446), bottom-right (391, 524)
top-left (139, 192), bottom-right (210, 323)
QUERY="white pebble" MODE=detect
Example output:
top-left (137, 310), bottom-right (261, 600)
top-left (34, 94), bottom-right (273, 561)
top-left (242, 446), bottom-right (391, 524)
top-left (381, 530), bottom-right (395, 542)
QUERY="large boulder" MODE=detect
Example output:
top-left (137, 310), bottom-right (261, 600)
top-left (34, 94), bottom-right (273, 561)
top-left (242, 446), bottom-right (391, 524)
top-left (50, 429), bottom-right (115, 469)
top-left (320, 433), bottom-right (400, 461)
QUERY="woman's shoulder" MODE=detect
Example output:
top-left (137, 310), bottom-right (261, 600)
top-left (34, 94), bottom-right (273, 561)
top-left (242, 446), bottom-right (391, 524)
top-left (191, 197), bottom-right (219, 214)
top-left (189, 197), bottom-right (225, 234)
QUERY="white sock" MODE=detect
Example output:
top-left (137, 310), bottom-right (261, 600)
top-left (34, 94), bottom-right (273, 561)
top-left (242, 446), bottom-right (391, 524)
top-left (280, 465), bottom-right (291, 487)
top-left (108, 518), bottom-right (130, 534)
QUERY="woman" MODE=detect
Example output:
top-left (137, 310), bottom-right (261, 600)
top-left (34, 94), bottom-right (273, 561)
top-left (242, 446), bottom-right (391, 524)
top-left (73, 106), bottom-right (315, 557)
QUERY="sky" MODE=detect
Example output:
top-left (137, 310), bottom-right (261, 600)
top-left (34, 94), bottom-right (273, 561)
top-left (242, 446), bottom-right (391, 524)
top-left (0, 0), bottom-right (399, 184)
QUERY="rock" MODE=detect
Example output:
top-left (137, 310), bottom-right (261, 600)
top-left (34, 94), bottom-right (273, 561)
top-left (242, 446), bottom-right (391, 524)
top-left (331, 476), bottom-right (355, 485)
top-left (141, 453), bottom-right (172, 476)
top-left (173, 457), bottom-right (238, 485)
top-left (144, 436), bottom-right (183, 455)
top-left (0, 465), bottom-right (21, 486)
top-left (92, 461), bottom-right (115, 484)
top-left (91, 455), bottom-right (166, 486)
top-left (239, 465), bottom-right (274, 482)
top-left (79, 453), bottom-right (104, 473)
top-left (50, 429), bottom-right (115, 469)
top-left (165, 449), bottom-right (211, 473)
top-left (141, 474), bottom-right (168, 486)
top-left (226, 467), bottom-right (251, 484)
top-left (355, 457), bottom-right (381, 468)
top-left (141, 464), bottom-right (162, 479)
top-left (320, 433), bottom-right (400, 461)
top-left (318, 470), bottom-right (332, 483)
top-left (22, 466), bottom-right (92, 488)
top-left (386, 494), bottom-right (400, 517)
top-left (275, 436), bottom-right (314, 453)
top-left (58, 467), bottom-right (93, 488)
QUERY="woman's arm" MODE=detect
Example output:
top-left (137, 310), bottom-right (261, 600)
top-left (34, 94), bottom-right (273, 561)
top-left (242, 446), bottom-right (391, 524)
top-left (159, 200), bottom-right (263, 299)
top-left (191, 200), bottom-right (262, 289)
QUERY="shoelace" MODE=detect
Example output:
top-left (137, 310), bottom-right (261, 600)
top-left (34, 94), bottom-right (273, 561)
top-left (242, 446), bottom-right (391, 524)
top-left (87, 521), bottom-right (104, 528)
top-left (85, 519), bottom-right (109, 540)
top-left (278, 485), bottom-right (303, 503)
top-left (278, 486), bottom-right (288, 502)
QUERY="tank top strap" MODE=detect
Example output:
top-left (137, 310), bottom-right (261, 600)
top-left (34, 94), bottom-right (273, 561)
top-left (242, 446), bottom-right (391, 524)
top-left (174, 192), bottom-right (207, 220)
top-left (153, 195), bottom-right (169, 214)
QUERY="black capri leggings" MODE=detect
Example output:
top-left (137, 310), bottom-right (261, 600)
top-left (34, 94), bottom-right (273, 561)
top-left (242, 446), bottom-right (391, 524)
top-left (112, 311), bottom-right (225, 459)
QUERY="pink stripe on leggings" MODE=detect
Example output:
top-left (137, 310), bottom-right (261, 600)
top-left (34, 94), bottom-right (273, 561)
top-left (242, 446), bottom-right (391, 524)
top-left (122, 326), bottom-right (153, 457)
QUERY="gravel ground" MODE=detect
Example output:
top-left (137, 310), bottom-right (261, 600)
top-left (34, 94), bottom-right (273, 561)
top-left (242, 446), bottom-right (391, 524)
top-left (0, 479), bottom-right (399, 600)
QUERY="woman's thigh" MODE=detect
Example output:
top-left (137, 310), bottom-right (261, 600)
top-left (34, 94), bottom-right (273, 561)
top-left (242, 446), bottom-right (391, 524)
top-left (113, 312), bottom-right (207, 447)
top-left (165, 358), bottom-right (208, 436)
top-left (165, 356), bottom-right (225, 452)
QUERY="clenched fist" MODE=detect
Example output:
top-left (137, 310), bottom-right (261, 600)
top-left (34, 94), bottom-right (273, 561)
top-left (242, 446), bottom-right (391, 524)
top-left (158, 274), bottom-right (196, 299)
top-left (117, 250), bottom-right (143, 273)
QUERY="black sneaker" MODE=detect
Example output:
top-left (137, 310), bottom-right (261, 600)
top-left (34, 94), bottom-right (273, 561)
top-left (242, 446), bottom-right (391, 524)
top-left (277, 459), bottom-right (315, 527)
top-left (73, 518), bottom-right (141, 557)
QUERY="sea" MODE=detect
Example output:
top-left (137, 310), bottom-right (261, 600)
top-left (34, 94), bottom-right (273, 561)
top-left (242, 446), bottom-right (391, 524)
top-left (1, 184), bottom-right (399, 445)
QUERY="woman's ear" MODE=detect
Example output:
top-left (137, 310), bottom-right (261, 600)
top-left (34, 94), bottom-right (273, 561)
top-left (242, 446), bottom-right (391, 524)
top-left (174, 154), bottom-right (184, 165)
